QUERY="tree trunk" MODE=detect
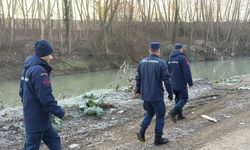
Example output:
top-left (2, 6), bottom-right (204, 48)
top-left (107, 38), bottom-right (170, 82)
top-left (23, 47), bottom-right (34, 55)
top-left (172, 0), bottom-right (178, 43)
top-left (9, 0), bottom-right (16, 51)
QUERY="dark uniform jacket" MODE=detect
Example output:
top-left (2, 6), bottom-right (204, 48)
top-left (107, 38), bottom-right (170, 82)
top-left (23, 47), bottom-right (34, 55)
top-left (19, 56), bottom-right (65, 133)
top-left (167, 50), bottom-right (193, 91)
top-left (135, 54), bottom-right (172, 102)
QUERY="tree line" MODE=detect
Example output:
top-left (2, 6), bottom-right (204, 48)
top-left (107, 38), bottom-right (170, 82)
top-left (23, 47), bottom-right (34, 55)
top-left (0, 0), bottom-right (249, 57)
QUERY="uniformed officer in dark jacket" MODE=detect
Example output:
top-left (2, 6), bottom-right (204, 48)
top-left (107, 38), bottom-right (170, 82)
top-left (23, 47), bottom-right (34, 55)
top-left (135, 42), bottom-right (173, 145)
top-left (19, 40), bottom-right (65, 150)
top-left (167, 43), bottom-right (193, 123)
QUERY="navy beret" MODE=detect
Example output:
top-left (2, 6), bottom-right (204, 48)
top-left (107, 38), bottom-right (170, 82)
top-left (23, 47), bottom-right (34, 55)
top-left (174, 43), bottom-right (183, 50)
top-left (35, 40), bottom-right (54, 57)
top-left (149, 42), bottom-right (161, 50)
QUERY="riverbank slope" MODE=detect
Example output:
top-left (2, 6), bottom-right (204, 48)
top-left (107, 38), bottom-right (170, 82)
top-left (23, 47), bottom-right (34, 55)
top-left (1, 74), bottom-right (250, 149)
top-left (1, 40), bottom-right (249, 82)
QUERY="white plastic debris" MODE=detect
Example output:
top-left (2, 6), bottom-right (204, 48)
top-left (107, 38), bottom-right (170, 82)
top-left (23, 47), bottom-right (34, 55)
top-left (69, 144), bottom-right (80, 149)
top-left (110, 108), bottom-right (116, 111)
top-left (223, 115), bottom-right (231, 118)
top-left (238, 86), bottom-right (250, 90)
top-left (201, 115), bottom-right (217, 123)
top-left (118, 110), bottom-right (124, 114)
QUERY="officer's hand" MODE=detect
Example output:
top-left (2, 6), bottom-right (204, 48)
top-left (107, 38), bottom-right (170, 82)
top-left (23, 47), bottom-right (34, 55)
top-left (168, 94), bottom-right (173, 101)
top-left (57, 109), bottom-right (65, 120)
top-left (188, 83), bottom-right (193, 87)
top-left (134, 93), bottom-right (140, 99)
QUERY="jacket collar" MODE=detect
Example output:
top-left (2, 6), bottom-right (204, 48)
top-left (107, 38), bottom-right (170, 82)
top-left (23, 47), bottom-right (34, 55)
top-left (170, 50), bottom-right (185, 58)
top-left (24, 55), bottom-right (52, 74)
top-left (149, 54), bottom-right (160, 58)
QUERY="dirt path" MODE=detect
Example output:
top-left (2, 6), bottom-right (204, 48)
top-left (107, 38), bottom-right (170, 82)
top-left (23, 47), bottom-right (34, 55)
top-left (79, 90), bottom-right (250, 150)
top-left (1, 78), bottom-right (250, 150)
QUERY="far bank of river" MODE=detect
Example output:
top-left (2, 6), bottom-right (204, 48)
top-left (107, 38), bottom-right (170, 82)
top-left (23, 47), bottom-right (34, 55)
top-left (0, 57), bottom-right (250, 107)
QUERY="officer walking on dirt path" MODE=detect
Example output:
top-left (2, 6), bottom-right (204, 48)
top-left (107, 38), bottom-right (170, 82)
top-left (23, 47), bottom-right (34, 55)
top-left (19, 40), bottom-right (65, 150)
top-left (167, 43), bottom-right (193, 123)
top-left (135, 41), bottom-right (173, 145)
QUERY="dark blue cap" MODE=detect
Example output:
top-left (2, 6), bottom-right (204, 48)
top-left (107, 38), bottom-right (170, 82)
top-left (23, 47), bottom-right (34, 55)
top-left (149, 42), bottom-right (161, 50)
top-left (174, 43), bottom-right (183, 50)
top-left (35, 40), bottom-right (54, 57)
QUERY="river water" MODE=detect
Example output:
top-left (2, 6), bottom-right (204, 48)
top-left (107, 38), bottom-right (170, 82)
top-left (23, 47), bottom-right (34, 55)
top-left (0, 57), bottom-right (250, 107)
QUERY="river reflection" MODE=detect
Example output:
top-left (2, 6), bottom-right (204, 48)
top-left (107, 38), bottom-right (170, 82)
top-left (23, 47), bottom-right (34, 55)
top-left (191, 57), bottom-right (250, 81)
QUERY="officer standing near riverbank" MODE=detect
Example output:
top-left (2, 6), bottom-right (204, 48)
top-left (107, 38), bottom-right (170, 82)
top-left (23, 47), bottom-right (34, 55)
top-left (19, 40), bottom-right (65, 150)
top-left (135, 41), bottom-right (173, 145)
top-left (167, 43), bottom-right (193, 123)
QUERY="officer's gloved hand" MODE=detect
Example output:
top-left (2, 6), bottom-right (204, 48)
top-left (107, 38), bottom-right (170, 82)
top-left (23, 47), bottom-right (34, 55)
top-left (188, 83), bottom-right (193, 87)
top-left (168, 94), bottom-right (173, 101)
top-left (134, 93), bottom-right (141, 99)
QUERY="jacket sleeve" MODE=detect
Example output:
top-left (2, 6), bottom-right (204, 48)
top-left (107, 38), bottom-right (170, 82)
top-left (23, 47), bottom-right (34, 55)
top-left (19, 70), bottom-right (25, 103)
top-left (135, 63), bottom-right (141, 94)
top-left (166, 58), bottom-right (173, 74)
top-left (181, 57), bottom-right (193, 87)
top-left (33, 69), bottom-right (65, 119)
top-left (160, 62), bottom-right (173, 95)
top-left (19, 80), bottom-right (24, 103)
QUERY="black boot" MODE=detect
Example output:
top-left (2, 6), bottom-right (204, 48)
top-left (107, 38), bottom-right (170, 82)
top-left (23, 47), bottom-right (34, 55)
top-left (177, 110), bottom-right (185, 121)
top-left (154, 136), bottom-right (168, 146)
top-left (177, 114), bottom-right (185, 121)
top-left (168, 110), bottom-right (177, 123)
top-left (137, 128), bottom-right (146, 142)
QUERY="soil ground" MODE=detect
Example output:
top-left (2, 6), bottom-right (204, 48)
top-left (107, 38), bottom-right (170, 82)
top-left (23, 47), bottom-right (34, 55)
top-left (1, 75), bottom-right (250, 150)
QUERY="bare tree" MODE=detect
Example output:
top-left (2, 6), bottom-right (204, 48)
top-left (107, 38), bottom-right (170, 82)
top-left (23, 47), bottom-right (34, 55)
top-left (172, 0), bottom-right (179, 43)
top-left (9, 0), bottom-right (17, 51)
top-left (0, 0), bottom-right (249, 57)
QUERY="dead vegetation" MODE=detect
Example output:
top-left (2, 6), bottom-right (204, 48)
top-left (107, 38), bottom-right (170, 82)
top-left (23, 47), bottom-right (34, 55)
top-left (1, 75), bottom-right (250, 149)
